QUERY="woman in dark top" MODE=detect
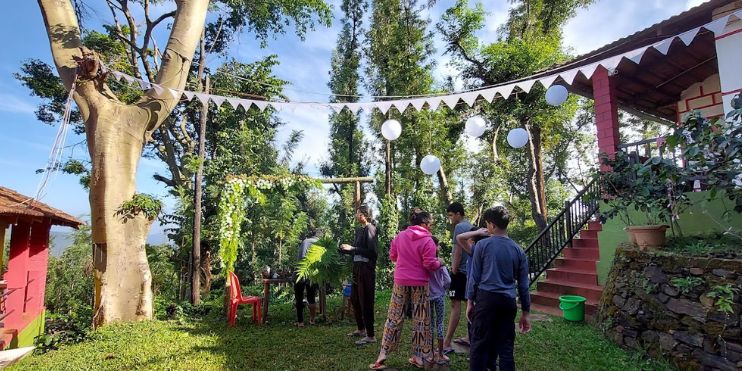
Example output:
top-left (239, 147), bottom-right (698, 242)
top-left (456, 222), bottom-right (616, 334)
top-left (340, 204), bottom-right (378, 346)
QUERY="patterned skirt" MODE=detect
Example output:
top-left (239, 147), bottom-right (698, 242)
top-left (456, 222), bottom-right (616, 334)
top-left (380, 284), bottom-right (433, 362)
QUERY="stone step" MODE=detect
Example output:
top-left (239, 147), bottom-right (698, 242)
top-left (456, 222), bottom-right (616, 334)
top-left (545, 267), bottom-right (599, 285)
top-left (530, 303), bottom-right (563, 317)
top-left (579, 229), bottom-right (599, 239)
top-left (572, 238), bottom-right (599, 249)
top-left (536, 279), bottom-right (604, 302)
top-left (563, 247), bottom-right (600, 260)
top-left (587, 221), bottom-right (603, 231)
top-left (554, 257), bottom-right (598, 270)
top-left (531, 291), bottom-right (598, 316)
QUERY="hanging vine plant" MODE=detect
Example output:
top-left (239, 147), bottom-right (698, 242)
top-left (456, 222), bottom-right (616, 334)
top-left (217, 174), bottom-right (322, 274)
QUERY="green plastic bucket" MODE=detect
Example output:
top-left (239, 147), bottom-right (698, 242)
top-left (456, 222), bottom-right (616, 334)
top-left (559, 295), bottom-right (586, 322)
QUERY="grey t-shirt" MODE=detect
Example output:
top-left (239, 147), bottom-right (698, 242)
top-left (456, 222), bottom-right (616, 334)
top-left (297, 237), bottom-right (319, 260)
top-left (451, 219), bottom-right (473, 274)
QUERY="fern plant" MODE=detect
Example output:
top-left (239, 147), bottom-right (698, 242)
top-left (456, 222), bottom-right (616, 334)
top-left (296, 236), bottom-right (350, 288)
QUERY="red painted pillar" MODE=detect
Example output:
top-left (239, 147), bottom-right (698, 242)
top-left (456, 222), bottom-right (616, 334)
top-left (592, 66), bottom-right (621, 163)
top-left (4, 221), bottom-right (31, 328)
top-left (27, 222), bottom-right (51, 316)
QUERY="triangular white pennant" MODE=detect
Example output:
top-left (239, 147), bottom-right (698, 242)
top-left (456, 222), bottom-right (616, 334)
top-left (393, 101), bottom-right (412, 113)
top-left (375, 101), bottom-right (393, 114)
top-left (194, 93), bottom-right (209, 105)
top-left (538, 74), bottom-right (558, 89)
top-left (358, 103), bottom-right (375, 113)
top-left (234, 99), bottom-right (250, 111)
top-left (210, 95), bottom-right (227, 107)
top-left (138, 80), bottom-right (152, 90)
top-left (111, 71), bottom-right (124, 82)
top-left (559, 69), bottom-right (580, 85)
top-left (253, 101), bottom-right (269, 112)
top-left (679, 27), bottom-right (700, 46)
top-left (151, 84), bottom-right (165, 97)
top-left (704, 15), bottom-right (730, 35)
top-left (225, 97), bottom-right (241, 109)
top-left (578, 62), bottom-right (601, 80)
top-left (410, 98), bottom-right (427, 112)
top-left (735, 10), bottom-right (742, 22)
top-left (183, 91), bottom-right (195, 101)
top-left (168, 88), bottom-right (181, 99)
top-left (442, 95), bottom-right (460, 109)
top-left (480, 88), bottom-right (497, 102)
top-left (122, 74), bottom-right (136, 84)
top-left (625, 46), bottom-right (649, 64)
top-left (652, 38), bottom-right (673, 55)
top-left (516, 79), bottom-right (537, 93)
top-left (498, 84), bottom-right (516, 99)
top-left (427, 97), bottom-right (443, 111)
top-left (601, 55), bottom-right (624, 73)
top-left (346, 103), bottom-right (364, 114)
top-left (461, 92), bottom-right (479, 107)
top-left (327, 103), bottom-right (344, 113)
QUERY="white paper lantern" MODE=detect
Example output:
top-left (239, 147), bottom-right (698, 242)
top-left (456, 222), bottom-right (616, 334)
top-left (381, 119), bottom-right (402, 141)
top-left (420, 155), bottom-right (441, 175)
top-left (507, 128), bottom-right (529, 148)
top-left (545, 85), bottom-right (569, 106)
top-left (465, 116), bottom-right (487, 138)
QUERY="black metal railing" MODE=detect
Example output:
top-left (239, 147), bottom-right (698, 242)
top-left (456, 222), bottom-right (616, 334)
top-left (524, 177), bottom-right (601, 286)
top-left (617, 136), bottom-right (685, 168)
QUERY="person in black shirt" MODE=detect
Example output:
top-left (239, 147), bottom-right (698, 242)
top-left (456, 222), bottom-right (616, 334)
top-left (340, 204), bottom-right (378, 346)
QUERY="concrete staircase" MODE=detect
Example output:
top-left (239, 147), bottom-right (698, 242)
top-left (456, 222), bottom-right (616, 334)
top-left (530, 221), bottom-right (604, 317)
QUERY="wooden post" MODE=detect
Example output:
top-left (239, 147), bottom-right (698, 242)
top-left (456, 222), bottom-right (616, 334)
top-left (354, 181), bottom-right (361, 209)
top-left (191, 75), bottom-right (209, 306)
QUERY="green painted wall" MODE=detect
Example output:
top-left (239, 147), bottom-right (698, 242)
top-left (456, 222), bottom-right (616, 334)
top-left (597, 191), bottom-right (742, 284)
top-left (9, 310), bottom-right (45, 349)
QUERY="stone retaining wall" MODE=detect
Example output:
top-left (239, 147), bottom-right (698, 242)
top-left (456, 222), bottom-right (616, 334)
top-left (596, 247), bottom-right (742, 370)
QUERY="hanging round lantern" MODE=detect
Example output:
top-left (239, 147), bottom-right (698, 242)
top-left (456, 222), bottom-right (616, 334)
top-left (507, 128), bottom-right (529, 148)
top-left (465, 115), bottom-right (487, 138)
top-left (420, 155), bottom-right (441, 175)
top-left (381, 119), bottom-right (402, 141)
top-left (545, 85), bottom-right (569, 106)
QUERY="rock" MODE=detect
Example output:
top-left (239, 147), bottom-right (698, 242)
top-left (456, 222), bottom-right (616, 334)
top-left (692, 349), bottom-right (739, 371)
top-left (624, 298), bottom-right (641, 315)
top-left (612, 295), bottom-right (626, 308)
top-left (656, 293), bottom-right (670, 303)
top-left (709, 311), bottom-right (739, 326)
top-left (723, 327), bottom-right (741, 338)
top-left (689, 267), bottom-right (704, 276)
top-left (667, 298), bottom-right (707, 322)
top-left (728, 342), bottom-right (742, 354)
top-left (641, 330), bottom-right (659, 344)
top-left (676, 344), bottom-right (692, 355)
top-left (673, 331), bottom-right (704, 347)
top-left (700, 294), bottom-right (715, 308)
top-left (703, 337), bottom-right (716, 353)
top-left (623, 328), bottom-right (639, 338)
top-left (644, 266), bottom-right (668, 284)
top-left (727, 350), bottom-right (742, 363)
top-left (681, 316), bottom-right (705, 332)
top-left (663, 284), bottom-right (680, 297)
top-left (624, 336), bottom-right (639, 349)
top-left (712, 269), bottom-right (735, 279)
top-left (659, 333), bottom-right (678, 351)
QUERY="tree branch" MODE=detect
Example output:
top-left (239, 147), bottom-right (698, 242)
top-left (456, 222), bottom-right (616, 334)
top-left (38, 0), bottom-right (83, 89)
top-left (140, 0), bottom-right (209, 136)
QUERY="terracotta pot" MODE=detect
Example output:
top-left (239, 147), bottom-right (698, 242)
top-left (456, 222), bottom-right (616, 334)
top-left (626, 225), bottom-right (669, 250)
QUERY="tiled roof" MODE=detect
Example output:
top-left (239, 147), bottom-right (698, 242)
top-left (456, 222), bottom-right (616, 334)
top-left (0, 186), bottom-right (83, 228)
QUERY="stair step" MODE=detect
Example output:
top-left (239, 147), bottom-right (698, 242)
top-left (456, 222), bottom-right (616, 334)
top-left (563, 247), bottom-right (600, 260)
top-left (531, 291), bottom-right (598, 316)
top-left (531, 303), bottom-right (564, 317)
top-left (536, 279), bottom-right (604, 302)
top-left (554, 258), bottom-right (597, 270)
top-left (587, 221), bottom-right (603, 231)
top-left (546, 268), bottom-right (598, 285)
top-left (572, 238), bottom-right (599, 249)
top-left (579, 229), bottom-right (599, 239)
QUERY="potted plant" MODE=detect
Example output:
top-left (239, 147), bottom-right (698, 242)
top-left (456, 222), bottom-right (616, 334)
top-left (600, 151), bottom-right (689, 250)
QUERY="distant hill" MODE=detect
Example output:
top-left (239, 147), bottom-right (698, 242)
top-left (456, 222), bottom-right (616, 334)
top-left (49, 230), bottom-right (170, 257)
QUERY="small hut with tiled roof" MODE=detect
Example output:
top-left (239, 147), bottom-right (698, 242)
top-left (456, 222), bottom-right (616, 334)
top-left (0, 186), bottom-right (83, 349)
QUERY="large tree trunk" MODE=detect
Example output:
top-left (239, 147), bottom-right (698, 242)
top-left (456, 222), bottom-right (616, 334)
top-left (436, 164), bottom-right (453, 206)
top-left (39, 0), bottom-right (209, 326)
top-left (524, 122), bottom-right (548, 230)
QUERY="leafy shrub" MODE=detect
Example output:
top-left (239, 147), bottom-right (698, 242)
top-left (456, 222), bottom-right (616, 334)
top-left (707, 284), bottom-right (739, 315)
top-left (670, 276), bottom-right (704, 295)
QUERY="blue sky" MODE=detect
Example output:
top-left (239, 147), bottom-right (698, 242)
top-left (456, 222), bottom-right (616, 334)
top-left (0, 0), bottom-right (705, 241)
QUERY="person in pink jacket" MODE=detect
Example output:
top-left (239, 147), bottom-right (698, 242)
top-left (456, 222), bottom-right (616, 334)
top-left (369, 209), bottom-right (445, 370)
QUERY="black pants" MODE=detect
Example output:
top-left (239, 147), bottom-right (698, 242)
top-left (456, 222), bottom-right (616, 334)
top-left (351, 262), bottom-right (376, 337)
top-left (294, 278), bottom-right (317, 323)
top-left (470, 291), bottom-right (517, 371)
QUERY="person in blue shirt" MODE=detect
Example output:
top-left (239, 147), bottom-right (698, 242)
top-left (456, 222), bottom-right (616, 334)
top-left (463, 206), bottom-right (531, 371)
top-left (443, 202), bottom-right (473, 354)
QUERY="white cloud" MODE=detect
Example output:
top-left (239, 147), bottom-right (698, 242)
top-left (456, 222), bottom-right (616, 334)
top-left (0, 94), bottom-right (36, 115)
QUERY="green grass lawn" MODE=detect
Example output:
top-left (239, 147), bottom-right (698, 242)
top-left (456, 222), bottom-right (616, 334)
top-left (14, 290), bottom-right (674, 370)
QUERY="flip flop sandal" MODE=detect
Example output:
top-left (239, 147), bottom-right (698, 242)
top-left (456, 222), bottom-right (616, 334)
top-left (453, 338), bottom-right (471, 347)
top-left (347, 330), bottom-right (366, 337)
top-left (442, 347), bottom-right (454, 355)
top-left (368, 361), bottom-right (387, 370)
top-left (408, 357), bottom-right (424, 369)
top-left (355, 337), bottom-right (377, 345)
top-left (437, 354), bottom-right (450, 365)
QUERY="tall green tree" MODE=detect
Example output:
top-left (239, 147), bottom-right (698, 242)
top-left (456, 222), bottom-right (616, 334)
top-left (322, 0), bottom-right (370, 243)
top-left (439, 0), bottom-right (593, 230)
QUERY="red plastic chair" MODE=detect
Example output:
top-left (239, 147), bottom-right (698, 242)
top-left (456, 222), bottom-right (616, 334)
top-left (228, 272), bottom-right (262, 326)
